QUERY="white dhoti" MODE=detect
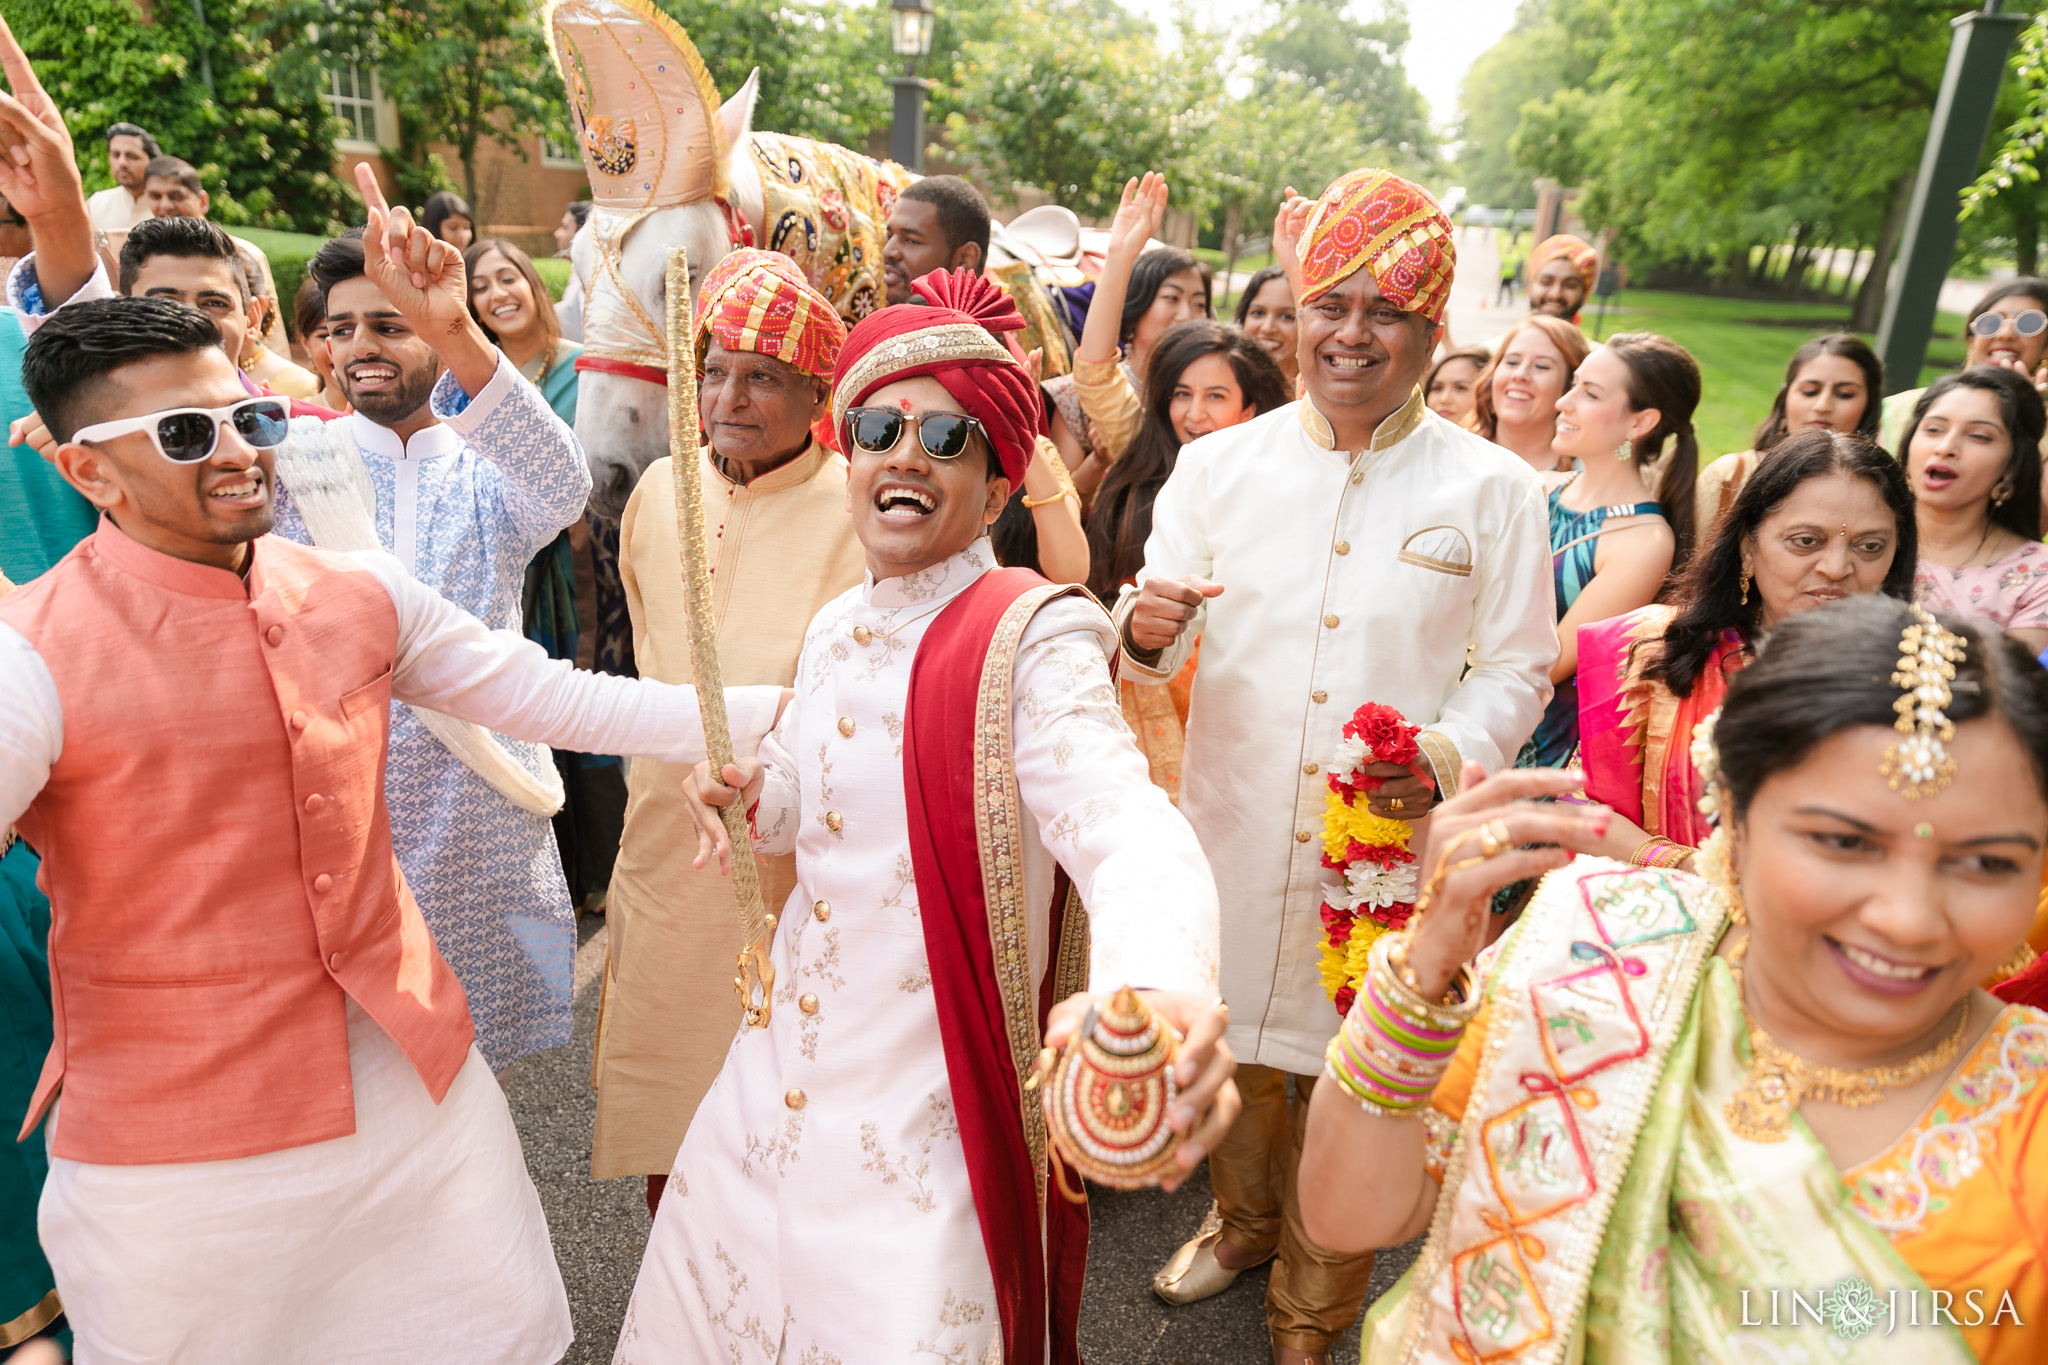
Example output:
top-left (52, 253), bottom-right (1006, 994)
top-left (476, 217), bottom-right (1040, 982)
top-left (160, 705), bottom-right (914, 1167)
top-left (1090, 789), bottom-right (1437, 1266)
top-left (41, 1002), bottom-right (571, 1364)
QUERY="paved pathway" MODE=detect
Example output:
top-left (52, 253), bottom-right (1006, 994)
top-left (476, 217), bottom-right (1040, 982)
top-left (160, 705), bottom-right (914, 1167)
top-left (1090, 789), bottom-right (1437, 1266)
top-left (502, 914), bottom-right (1419, 1363)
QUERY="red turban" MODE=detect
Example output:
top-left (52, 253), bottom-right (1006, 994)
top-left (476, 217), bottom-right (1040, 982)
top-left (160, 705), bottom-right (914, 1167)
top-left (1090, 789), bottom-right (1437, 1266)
top-left (832, 269), bottom-right (1043, 486)
top-left (1299, 168), bottom-right (1456, 324)
top-left (694, 247), bottom-right (846, 380)
top-left (1530, 234), bottom-right (1599, 293)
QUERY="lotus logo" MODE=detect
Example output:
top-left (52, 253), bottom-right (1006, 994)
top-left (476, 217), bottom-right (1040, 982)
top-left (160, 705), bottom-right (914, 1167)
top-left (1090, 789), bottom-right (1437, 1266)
top-left (1824, 1275), bottom-right (1881, 1341)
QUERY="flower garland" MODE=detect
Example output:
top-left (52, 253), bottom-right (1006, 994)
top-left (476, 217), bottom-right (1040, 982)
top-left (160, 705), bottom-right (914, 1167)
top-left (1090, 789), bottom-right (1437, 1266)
top-left (1318, 702), bottom-right (1432, 1017)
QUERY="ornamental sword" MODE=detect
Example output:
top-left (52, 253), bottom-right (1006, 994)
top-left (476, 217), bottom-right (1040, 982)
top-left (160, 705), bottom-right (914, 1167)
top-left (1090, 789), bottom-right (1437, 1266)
top-left (664, 244), bottom-right (775, 1029)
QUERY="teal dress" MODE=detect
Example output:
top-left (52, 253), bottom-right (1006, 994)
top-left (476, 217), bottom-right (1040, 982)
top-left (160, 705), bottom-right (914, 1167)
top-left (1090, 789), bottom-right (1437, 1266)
top-left (0, 837), bottom-right (57, 1346)
top-left (1516, 479), bottom-right (1663, 769)
top-left (0, 307), bottom-right (97, 583)
top-left (517, 342), bottom-right (626, 909)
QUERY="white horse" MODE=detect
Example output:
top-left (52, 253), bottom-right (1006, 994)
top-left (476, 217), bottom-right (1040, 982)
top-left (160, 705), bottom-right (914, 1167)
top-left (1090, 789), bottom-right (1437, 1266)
top-left (569, 72), bottom-right (777, 520)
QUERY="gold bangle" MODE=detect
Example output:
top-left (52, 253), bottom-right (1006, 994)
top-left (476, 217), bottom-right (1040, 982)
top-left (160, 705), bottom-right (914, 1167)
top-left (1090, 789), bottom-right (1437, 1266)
top-left (1021, 483), bottom-right (1077, 509)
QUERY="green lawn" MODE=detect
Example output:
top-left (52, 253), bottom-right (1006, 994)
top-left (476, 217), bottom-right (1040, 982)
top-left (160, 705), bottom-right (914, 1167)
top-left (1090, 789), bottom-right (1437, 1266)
top-left (1584, 289), bottom-right (1964, 459)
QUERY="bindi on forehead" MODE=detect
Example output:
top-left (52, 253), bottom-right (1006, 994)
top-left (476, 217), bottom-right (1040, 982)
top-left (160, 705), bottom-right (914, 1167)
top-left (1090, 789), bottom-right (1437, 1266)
top-left (898, 397), bottom-right (914, 410)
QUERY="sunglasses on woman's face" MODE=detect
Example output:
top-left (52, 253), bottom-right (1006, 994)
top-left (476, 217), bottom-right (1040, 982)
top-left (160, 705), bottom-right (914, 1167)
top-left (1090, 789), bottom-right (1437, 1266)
top-left (1970, 308), bottom-right (2048, 339)
top-left (68, 397), bottom-right (292, 463)
top-left (844, 405), bottom-right (986, 461)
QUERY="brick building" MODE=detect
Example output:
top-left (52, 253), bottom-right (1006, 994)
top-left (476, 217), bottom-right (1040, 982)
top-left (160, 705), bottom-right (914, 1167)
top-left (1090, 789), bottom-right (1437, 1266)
top-left (324, 61), bottom-right (589, 257)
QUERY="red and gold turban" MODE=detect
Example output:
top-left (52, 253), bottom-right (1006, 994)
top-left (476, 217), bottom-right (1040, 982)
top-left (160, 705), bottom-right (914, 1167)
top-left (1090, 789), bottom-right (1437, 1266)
top-left (694, 247), bottom-right (846, 380)
top-left (832, 268), bottom-right (1043, 486)
top-left (1530, 234), bottom-right (1599, 293)
top-left (1298, 168), bottom-right (1456, 325)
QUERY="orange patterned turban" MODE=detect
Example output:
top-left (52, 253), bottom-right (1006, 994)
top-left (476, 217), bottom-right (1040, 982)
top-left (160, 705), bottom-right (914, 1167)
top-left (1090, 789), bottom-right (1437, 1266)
top-left (1530, 234), bottom-right (1599, 292)
top-left (1298, 168), bottom-right (1456, 324)
top-left (694, 247), bottom-right (847, 380)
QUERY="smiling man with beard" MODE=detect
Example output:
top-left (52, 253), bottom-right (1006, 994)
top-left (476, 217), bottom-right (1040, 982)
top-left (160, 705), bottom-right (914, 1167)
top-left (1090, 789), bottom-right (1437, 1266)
top-left (264, 166), bottom-right (596, 1075)
top-left (1118, 168), bottom-right (1557, 1365)
top-left (613, 287), bottom-right (1235, 1365)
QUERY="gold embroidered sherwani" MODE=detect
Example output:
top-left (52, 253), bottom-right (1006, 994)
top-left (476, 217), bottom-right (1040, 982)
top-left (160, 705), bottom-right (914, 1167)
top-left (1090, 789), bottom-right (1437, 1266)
top-left (613, 538), bottom-right (1219, 1362)
top-left (590, 441), bottom-right (866, 1178)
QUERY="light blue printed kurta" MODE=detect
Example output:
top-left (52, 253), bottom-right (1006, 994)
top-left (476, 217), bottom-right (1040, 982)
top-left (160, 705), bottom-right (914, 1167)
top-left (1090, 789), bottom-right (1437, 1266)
top-left (273, 358), bottom-right (593, 1068)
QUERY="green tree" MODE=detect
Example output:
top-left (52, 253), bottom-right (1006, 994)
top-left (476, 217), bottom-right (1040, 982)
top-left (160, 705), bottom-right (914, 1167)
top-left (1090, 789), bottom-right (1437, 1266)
top-left (943, 2), bottom-right (1222, 217)
top-left (275, 0), bottom-right (569, 220)
top-left (1249, 0), bottom-right (1435, 169)
top-left (9, 0), bottom-right (353, 233)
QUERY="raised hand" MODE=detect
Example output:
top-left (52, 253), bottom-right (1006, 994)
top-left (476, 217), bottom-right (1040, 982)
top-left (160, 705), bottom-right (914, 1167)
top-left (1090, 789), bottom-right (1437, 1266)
top-left (0, 14), bottom-right (81, 224)
top-left (1273, 187), bottom-right (1311, 295)
top-left (1106, 172), bottom-right (1169, 263)
top-left (353, 163), bottom-right (475, 338)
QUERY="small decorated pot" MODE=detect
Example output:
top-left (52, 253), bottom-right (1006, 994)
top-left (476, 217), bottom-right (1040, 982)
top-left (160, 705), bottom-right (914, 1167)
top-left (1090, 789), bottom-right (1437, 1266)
top-left (1040, 986), bottom-right (1184, 1191)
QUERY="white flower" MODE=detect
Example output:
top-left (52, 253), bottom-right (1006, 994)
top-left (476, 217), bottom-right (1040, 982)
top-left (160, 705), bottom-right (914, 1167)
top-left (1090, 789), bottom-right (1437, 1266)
top-left (1342, 860), bottom-right (1418, 910)
top-left (1331, 736), bottom-right (1373, 781)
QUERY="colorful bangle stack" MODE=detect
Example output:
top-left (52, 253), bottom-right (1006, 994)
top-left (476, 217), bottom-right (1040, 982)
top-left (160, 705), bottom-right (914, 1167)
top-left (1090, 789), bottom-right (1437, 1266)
top-left (1629, 837), bottom-right (1692, 870)
top-left (1324, 933), bottom-right (1481, 1118)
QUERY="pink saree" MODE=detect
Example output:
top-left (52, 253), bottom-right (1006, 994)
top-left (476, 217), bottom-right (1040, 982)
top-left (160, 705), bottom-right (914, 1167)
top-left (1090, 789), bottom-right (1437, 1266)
top-left (1576, 604), bottom-right (1746, 847)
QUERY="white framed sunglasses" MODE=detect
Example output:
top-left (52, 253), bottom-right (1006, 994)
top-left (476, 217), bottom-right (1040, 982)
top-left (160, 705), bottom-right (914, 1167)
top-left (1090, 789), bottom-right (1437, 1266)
top-left (70, 397), bottom-right (292, 464)
top-left (1969, 308), bottom-right (2048, 339)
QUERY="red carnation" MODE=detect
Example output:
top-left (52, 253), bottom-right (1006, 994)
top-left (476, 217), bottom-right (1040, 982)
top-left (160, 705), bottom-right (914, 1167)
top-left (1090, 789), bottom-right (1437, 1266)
top-left (1334, 985), bottom-right (1358, 1016)
top-left (1346, 703), bottom-right (1421, 769)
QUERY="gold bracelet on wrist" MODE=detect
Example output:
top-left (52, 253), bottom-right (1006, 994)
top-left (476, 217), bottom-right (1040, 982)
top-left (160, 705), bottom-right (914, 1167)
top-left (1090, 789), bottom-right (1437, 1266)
top-left (1021, 483), bottom-right (1077, 509)
top-left (1377, 934), bottom-right (1483, 1031)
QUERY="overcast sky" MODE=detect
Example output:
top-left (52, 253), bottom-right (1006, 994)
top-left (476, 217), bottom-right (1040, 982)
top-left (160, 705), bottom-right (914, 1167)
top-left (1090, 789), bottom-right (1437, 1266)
top-left (1119, 0), bottom-right (1521, 129)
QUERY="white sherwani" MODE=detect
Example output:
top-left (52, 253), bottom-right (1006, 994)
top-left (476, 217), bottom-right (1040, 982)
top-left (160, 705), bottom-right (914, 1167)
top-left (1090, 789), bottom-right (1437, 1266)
top-left (1112, 392), bottom-right (1556, 1076)
top-left (616, 538), bottom-right (1219, 1363)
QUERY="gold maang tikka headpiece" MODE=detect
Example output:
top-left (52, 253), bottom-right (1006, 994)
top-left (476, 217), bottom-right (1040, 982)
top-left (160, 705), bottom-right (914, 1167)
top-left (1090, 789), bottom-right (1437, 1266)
top-left (1878, 604), bottom-right (1967, 800)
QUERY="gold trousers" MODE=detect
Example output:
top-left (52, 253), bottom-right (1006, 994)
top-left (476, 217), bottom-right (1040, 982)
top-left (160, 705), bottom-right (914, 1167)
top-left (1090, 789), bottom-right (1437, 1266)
top-left (1209, 1064), bottom-right (1375, 1354)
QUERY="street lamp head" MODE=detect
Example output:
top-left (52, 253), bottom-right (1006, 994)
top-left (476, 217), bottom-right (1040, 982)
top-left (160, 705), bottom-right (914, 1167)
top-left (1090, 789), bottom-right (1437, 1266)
top-left (890, 0), bottom-right (935, 57)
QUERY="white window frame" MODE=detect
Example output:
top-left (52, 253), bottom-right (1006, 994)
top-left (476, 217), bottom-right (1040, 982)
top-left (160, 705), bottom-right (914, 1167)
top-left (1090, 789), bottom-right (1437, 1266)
top-left (326, 63), bottom-right (384, 153)
top-left (540, 134), bottom-right (583, 170)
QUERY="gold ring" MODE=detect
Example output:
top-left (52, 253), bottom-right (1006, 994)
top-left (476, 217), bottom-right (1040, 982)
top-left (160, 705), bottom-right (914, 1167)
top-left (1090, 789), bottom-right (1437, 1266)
top-left (1479, 818), bottom-right (1513, 859)
top-left (1389, 797), bottom-right (1405, 811)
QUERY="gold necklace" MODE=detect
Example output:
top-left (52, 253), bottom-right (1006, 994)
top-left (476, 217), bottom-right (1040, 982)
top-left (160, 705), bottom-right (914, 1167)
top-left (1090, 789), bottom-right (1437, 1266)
top-left (850, 597), bottom-right (952, 646)
top-left (1723, 935), bottom-right (1971, 1142)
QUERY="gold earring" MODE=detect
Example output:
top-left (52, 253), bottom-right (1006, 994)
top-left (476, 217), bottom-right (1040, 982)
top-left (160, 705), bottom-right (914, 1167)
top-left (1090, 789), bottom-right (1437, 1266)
top-left (1615, 439), bottom-right (1633, 462)
top-left (1739, 570), bottom-right (1750, 605)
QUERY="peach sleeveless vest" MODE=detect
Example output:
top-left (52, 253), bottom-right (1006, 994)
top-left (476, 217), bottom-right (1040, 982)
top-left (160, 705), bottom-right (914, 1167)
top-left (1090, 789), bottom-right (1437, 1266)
top-left (0, 523), bottom-right (474, 1164)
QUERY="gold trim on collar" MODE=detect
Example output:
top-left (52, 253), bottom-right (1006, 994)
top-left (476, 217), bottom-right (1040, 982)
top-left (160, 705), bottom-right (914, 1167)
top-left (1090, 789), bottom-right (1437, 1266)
top-left (1298, 385), bottom-right (1427, 453)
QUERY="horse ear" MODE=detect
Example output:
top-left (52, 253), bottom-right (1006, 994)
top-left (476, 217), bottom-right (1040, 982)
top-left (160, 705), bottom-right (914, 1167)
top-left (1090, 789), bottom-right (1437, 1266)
top-left (719, 68), bottom-right (760, 164)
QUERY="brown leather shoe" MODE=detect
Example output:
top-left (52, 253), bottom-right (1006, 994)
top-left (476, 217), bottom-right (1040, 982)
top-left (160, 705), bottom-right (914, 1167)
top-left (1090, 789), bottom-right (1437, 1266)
top-left (1151, 1231), bottom-right (1270, 1306)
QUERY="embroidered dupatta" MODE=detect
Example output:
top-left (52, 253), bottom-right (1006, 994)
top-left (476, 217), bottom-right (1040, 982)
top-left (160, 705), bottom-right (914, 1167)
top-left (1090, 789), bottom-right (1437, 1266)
top-left (901, 567), bottom-right (1094, 1365)
top-left (1576, 606), bottom-right (1743, 846)
top-left (1365, 860), bottom-right (1979, 1364)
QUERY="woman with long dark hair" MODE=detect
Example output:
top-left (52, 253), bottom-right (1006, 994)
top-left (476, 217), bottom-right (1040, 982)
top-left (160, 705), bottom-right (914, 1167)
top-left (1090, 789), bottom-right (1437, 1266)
top-left (421, 190), bottom-right (475, 250)
top-left (1514, 334), bottom-right (1697, 769)
top-left (1054, 173), bottom-right (1211, 488)
top-left (1574, 428), bottom-right (1916, 867)
top-left (1694, 332), bottom-right (1881, 540)
top-left (1907, 365), bottom-right (2048, 653)
top-left (1085, 319), bottom-right (1286, 799)
top-left (1304, 593), bottom-right (2048, 1365)
top-left (1233, 264), bottom-right (1298, 392)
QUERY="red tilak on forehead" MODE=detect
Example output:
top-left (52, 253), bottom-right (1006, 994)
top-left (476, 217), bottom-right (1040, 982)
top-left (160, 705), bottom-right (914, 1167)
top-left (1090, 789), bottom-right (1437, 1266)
top-left (898, 396), bottom-right (914, 409)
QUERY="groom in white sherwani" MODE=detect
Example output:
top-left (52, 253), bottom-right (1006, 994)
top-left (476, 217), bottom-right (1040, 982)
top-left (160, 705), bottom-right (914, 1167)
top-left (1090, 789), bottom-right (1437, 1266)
top-left (614, 276), bottom-right (1239, 1364)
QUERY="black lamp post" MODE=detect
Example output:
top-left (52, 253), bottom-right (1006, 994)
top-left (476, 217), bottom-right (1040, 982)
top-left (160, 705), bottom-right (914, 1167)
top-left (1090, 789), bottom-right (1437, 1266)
top-left (1876, 1), bottom-right (2027, 395)
top-left (889, 0), bottom-right (935, 173)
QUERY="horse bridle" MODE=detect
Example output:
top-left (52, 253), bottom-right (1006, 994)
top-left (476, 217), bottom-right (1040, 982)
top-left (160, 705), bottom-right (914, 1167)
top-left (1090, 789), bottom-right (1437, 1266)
top-left (572, 196), bottom-right (753, 389)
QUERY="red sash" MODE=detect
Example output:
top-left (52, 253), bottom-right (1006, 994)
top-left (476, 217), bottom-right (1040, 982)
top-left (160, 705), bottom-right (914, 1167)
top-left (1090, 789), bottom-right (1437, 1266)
top-left (902, 567), bottom-right (1092, 1365)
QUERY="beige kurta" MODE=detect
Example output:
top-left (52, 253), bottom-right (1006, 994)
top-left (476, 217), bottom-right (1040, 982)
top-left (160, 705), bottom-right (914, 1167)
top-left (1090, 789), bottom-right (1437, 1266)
top-left (590, 441), bottom-right (867, 1178)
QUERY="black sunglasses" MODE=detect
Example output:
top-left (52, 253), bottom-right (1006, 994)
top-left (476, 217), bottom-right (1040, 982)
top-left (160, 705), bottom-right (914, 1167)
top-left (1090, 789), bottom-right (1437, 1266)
top-left (844, 405), bottom-right (986, 461)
